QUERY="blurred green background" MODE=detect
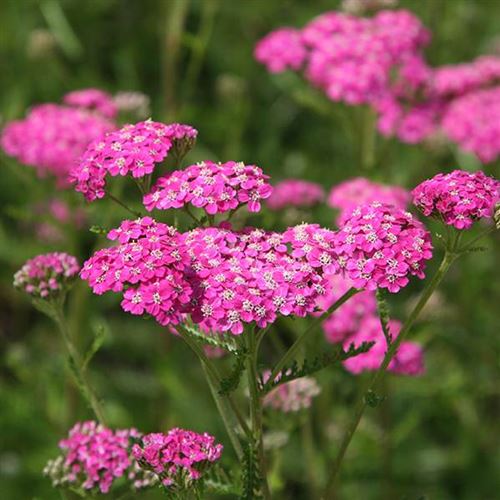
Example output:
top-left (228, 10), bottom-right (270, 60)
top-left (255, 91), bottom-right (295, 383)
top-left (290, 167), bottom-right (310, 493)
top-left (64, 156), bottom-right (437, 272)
top-left (0, 1), bottom-right (499, 499)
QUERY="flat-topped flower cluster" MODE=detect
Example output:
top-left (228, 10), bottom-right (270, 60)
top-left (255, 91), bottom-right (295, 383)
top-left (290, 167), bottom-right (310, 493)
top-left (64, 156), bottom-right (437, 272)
top-left (44, 421), bottom-right (155, 494)
top-left (132, 428), bottom-right (223, 488)
top-left (266, 179), bottom-right (325, 211)
top-left (255, 8), bottom-right (500, 162)
top-left (13, 252), bottom-right (79, 299)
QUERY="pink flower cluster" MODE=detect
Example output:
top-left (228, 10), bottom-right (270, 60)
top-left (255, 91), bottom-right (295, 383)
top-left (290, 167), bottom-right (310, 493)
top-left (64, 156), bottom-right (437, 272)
top-left (132, 428), bottom-right (223, 488)
top-left (335, 202), bottom-right (433, 292)
top-left (317, 274), bottom-right (376, 343)
top-left (266, 179), bottom-right (325, 210)
top-left (81, 219), bottom-right (338, 334)
top-left (441, 87), bottom-right (500, 163)
top-left (80, 217), bottom-right (191, 326)
top-left (343, 316), bottom-right (424, 375)
top-left (1, 104), bottom-right (115, 186)
top-left (14, 252), bottom-right (80, 299)
top-left (70, 120), bottom-right (197, 201)
top-left (256, 10), bottom-right (430, 105)
top-left (255, 28), bottom-right (307, 73)
top-left (263, 374), bottom-right (321, 412)
top-left (34, 199), bottom-right (86, 243)
top-left (144, 160), bottom-right (272, 215)
top-left (412, 170), bottom-right (500, 229)
top-left (328, 177), bottom-right (410, 224)
top-left (63, 88), bottom-right (117, 119)
top-left (44, 421), bottom-right (154, 494)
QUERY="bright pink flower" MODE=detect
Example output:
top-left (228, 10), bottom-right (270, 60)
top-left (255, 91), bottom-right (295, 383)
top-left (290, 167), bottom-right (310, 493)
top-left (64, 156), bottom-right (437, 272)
top-left (144, 160), bottom-right (272, 215)
top-left (254, 28), bottom-right (307, 73)
top-left (266, 179), bottom-right (325, 210)
top-left (132, 428), bottom-right (222, 488)
top-left (70, 120), bottom-right (197, 201)
top-left (335, 202), bottom-right (433, 292)
top-left (342, 316), bottom-right (425, 375)
top-left (44, 421), bottom-right (154, 493)
top-left (63, 88), bottom-right (117, 119)
top-left (1, 104), bottom-right (115, 186)
top-left (14, 252), bottom-right (79, 299)
top-left (328, 177), bottom-right (410, 224)
top-left (412, 169), bottom-right (500, 229)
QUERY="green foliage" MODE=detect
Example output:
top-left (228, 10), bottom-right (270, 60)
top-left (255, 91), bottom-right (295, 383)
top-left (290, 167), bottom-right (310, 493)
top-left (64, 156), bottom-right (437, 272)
top-left (218, 348), bottom-right (248, 396)
top-left (241, 440), bottom-right (264, 500)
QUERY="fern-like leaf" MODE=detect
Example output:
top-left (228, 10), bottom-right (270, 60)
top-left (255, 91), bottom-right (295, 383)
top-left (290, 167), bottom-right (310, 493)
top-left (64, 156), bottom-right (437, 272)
top-left (240, 440), bottom-right (264, 500)
top-left (219, 348), bottom-right (248, 395)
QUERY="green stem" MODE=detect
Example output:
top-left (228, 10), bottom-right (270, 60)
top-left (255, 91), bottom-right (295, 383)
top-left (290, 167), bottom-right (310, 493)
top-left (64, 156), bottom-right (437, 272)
top-left (269, 288), bottom-right (359, 383)
top-left (245, 331), bottom-right (271, 499)
top-left (108, 193), bottom-right (141, 218)
top-left (324, 251), bottom-right (456, 496)
top-left (178, 328), bottom-right (249, 459)
top-left (53, 304), bottom-right (106, 424)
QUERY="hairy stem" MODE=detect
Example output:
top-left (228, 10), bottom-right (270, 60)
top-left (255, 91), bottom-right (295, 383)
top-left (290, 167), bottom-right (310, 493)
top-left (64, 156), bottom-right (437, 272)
top-left (324, 251), bottom-right (456, 496)
top-left (53, 304), bottom-right (106, 424)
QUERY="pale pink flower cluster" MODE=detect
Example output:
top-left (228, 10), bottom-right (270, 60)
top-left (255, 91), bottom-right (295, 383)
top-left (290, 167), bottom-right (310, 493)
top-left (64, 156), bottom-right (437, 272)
top-left (341, 0), bottom-right (398, 15)
top-left (70, 120), bottom-right (197, 201)
top-left (263, 373), bottom-right (321, 412)
top-left (342, 316), bottom-right (424, 375)
top-left (44, 421), bottom-right (153, 494)
top-left (335, 202), bottom-right (433, 292)
top-left (1, 104), bottom-right (115, 186)
top-left (255, 28), bottom-right (307, 73)
top-left (441, 87), bottom-right (500, 163)
top-left (14, 252), bottom-right (79, 298)
top-left (144, 160), bottom-right (272, 215)
top-left (81, 219), bottom-right (338, 334)
top-left (256, 10), bottom-right (430, 105)
top-left (63, 88), bottom-right (118, 119)
top-left (412, 170), bottom-right (500, 229)
top-left (266, 179), bottom-right (325, 210)
top-left (132, 428), bottom-right (223, 488)
top-left (35, 199), bottom-right (86, 243)
top-left (328, 177), bottom-right (410, 224)
top-left (113, 91), bottom-right (151, 119)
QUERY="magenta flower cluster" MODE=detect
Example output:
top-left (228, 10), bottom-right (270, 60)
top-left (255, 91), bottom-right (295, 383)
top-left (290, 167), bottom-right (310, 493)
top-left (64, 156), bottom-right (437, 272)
top-left (263, 374), bottom-right (321, 412)
top-left (1, 103), bottom-right (115, 186)
top-left (63, 88), bottom-right (118, 119)
top-left (70, 120), bottom-right (197, 201)
top-left (81, 219), bottom-right (339, 334)
top-left (14, 252), bottom-right (80, 299)
top-left (255, 28), bottom-right (307, 73)
top-left (44, 421), bottom-right (152, 494)
top-left (335, 202), bottom-right (433, 293)
top-left (144, 160), bottom-right (273, 215)
top-left (342, 316), bottom-right (425, 375)
top-left (266, 179), bottom-right (325, 210)
top-left (328, 177), bottom-right (410, 224)
top-left (132, 428), bottom-right (223, 488)
top-left (412, 170), bottom-right (500, 230)
top-left (255, 9), bottom-right (429, 105)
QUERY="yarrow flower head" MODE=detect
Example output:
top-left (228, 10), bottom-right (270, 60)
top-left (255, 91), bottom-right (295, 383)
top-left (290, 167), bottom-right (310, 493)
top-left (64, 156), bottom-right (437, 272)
top-left (113, 91), bottom-right (151, 120)
top-left (14, 252), bottom-right (79, 299)
top-left (412, 170), bottom-right (500, 229)
top-left (342, 316), bottom-right (425, 375)
top-left (163, 122), bottom-right (198, 161)
top-left (335, 202), bottom-right (433, 292)
top-left (132, 428), bottom-right (223, 490)
top-left (63, 88), bottom-right (117, 119)
top-left (441, 87), bottom-right (500, 163)
top-left (80, 217), bottom-right (192, 326)
top-left (328, 177), bottom-right (411, 224)
top-left (144, 160), bottom-right (272, 215)
top-left (1, 104), bottom-right (115, 186)
top-left (254, 28), bottom-right (307, 73)
top-left (70, 120), bottom-right (197, 201)
top-left (317, 274), bottom-right (377, 343)
top-left (44, 421), bottom-right (156, 494)
top-left (266, 179), bottom-right (325, 211)
top-left (263, 373), bottom-right (321, 412)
